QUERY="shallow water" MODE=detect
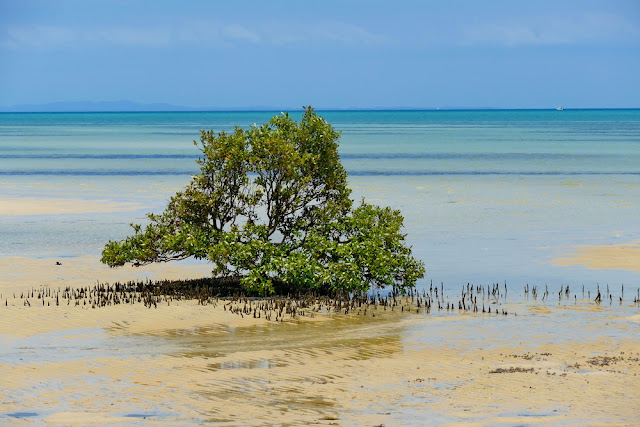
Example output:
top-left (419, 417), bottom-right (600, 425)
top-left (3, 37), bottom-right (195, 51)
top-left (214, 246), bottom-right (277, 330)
top-left (1, 109), bottom-right (639, 288)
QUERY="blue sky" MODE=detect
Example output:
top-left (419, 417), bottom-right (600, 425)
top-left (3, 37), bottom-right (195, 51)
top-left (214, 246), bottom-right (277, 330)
top-left (1, 0), bottom-right (639, 110)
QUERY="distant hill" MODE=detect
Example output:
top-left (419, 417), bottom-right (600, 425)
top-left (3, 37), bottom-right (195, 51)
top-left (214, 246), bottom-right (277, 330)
top-left (0, 101), bottom-right (316, 112)
top-left (0, 101), bottom-right (524, 113)
top-left (1, 100), bottom-right (197, 112)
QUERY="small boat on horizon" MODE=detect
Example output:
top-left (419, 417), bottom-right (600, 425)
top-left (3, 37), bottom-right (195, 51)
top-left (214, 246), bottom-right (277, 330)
top-left (556, 106), bottom-right (564, 111)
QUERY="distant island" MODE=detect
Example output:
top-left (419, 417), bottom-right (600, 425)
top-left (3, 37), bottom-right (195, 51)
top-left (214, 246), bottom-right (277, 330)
top-left (0, 100), bottom-right (198, 113)
top-left (1, 100), bottom-right (317, 112)
top-left (0, 100), bottom-right (515, 113)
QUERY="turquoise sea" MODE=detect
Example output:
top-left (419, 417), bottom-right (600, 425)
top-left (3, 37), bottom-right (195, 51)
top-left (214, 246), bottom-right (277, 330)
top-left (1, 109), bottom-right (639, 289)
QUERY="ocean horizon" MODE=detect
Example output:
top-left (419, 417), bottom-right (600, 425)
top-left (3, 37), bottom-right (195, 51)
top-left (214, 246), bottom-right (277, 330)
top-left (3, 106), bottom-right (639, 113)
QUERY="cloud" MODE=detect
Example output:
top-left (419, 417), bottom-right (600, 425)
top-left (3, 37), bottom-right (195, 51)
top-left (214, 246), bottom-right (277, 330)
top-left (174, 22), bottom-right (261, 47)
top-left (0, 22), bottom-right (260, 50)
top-left (1, 25), bottom-right (76, 49)
top-left (267, 21), bottom-right (392, 46)
top-left (1, 20), bottom-right (389, 50)
top-left (1, 24), bottom-right (172, 49)
top-left (223, 25), bottom-right (261, 44)
top-left (460, 12), bottom-right (640, 46)
top-left (89, 27), bottom-right (173, 48)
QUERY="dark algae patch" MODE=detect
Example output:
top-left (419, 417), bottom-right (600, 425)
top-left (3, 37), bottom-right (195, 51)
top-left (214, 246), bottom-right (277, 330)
top-left (489, 367), bottom-right (536, 374)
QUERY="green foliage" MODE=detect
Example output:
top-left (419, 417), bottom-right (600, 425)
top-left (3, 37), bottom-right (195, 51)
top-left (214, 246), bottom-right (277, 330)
top-left (101, 107), bottom-right (425, 295)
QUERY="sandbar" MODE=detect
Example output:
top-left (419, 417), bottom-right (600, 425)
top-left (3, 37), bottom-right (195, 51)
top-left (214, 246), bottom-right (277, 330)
top-left (552, 241), bottom-right (640, 273)
top-left (0, 196), bottom-right (142, 216)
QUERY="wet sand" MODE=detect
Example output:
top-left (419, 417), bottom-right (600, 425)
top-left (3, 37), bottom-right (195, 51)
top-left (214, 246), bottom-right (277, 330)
top-left (1, 257), bottom-right (639, 425)
top-left (553, 241), bottom-right (640, 273)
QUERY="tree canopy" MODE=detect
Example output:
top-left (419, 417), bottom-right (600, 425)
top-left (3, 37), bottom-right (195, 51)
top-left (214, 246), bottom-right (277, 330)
top-left (101, 107), bottom-right (425, 295)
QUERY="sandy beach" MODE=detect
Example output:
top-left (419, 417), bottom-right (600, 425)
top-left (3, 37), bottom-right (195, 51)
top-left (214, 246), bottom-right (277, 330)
top-left (1, 256), bottom-right (639, 425)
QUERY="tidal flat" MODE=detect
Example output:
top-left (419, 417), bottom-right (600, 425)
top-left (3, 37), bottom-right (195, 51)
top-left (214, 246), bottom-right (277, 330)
top-left (1, 257), bottom-right (639, 426)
